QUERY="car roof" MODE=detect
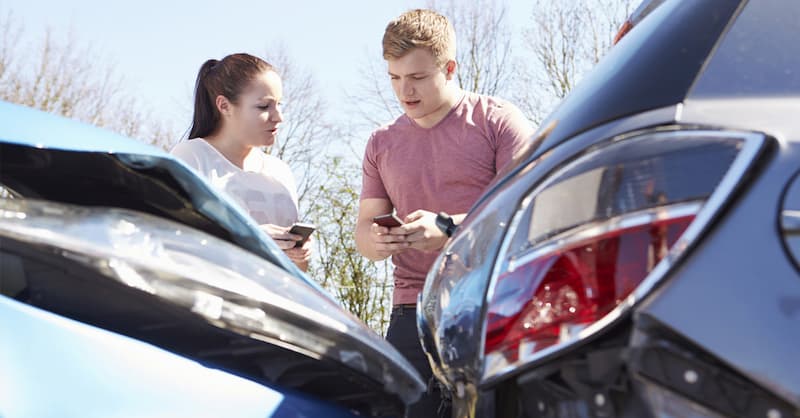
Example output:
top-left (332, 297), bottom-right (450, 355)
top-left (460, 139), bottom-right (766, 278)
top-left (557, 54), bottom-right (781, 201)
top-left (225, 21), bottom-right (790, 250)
top-left (688, 0), bottom-right (800, 99)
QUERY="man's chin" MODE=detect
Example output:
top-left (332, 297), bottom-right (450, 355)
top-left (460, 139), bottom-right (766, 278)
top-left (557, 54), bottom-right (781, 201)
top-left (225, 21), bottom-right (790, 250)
top-left (404, 109), bottom-right (426, 119)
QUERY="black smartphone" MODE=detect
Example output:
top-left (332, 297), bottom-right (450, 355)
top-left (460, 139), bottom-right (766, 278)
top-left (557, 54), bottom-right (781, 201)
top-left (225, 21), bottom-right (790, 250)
top-left (372, 213), bottom-right (404, 228)
top-left (289, 222), bottom-right (316, 247)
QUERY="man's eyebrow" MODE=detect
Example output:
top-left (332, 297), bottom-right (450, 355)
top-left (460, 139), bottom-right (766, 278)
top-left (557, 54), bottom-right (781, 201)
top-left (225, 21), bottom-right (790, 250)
top-left (388, 71), bottom-right (428, 77)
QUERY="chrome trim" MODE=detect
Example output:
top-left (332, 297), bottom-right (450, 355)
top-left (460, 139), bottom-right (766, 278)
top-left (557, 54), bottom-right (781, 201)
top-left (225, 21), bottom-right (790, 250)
top-left (480, 129), bottom-right (765, 386)
top-left (781, 210), bottom-right (800, 233)
top-left (508, 202), bottom-right (704, 273)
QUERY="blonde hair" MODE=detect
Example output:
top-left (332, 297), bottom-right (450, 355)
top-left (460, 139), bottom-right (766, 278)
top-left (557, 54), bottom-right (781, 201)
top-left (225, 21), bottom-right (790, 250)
top-left (382, 9), bottom-right (456, 66)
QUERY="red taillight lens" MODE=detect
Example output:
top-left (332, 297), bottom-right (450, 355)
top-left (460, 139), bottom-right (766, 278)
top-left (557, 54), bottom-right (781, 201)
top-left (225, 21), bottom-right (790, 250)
top-left (613, 20), bottom-right (633, 45)
top-left (480, 130), bottom-right (752, 379)
top-left (485, 213), bottom-right (693, 362)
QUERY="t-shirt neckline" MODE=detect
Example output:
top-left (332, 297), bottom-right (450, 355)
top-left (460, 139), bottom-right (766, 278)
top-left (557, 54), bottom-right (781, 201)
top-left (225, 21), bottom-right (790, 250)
top-left (404, 91), bottom-right (467, 130)
top-left (197, 138), bottom-right (263, 173)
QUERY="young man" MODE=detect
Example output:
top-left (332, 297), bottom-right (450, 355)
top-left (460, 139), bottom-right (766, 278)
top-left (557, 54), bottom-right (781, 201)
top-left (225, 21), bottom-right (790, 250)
top-left (355, 9), bottom-right (535, 417)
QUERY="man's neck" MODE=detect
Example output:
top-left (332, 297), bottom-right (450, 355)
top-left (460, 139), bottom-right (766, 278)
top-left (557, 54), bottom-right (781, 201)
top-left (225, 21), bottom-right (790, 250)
top-left (412, 87), bottom-right (463, 129)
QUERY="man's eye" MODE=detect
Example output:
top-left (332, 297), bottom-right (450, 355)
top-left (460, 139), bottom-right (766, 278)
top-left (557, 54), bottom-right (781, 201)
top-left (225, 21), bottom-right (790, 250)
top-left (258, 105), bottom-right (270, 110)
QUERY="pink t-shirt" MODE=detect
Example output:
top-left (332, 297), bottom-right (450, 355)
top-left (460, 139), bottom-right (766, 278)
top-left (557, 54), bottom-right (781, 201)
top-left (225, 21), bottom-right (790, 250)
top-left (361, 91), bottom-right (534, 305)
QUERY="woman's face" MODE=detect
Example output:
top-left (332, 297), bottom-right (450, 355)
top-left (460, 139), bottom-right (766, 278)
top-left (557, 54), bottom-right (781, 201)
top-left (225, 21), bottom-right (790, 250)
top-left (229, 70), bottom-right (283, 148)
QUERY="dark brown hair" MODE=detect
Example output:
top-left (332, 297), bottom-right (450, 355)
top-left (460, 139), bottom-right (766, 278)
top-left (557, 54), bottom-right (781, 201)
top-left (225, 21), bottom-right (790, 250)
top-left (188, 53), bottom-right (273, 139)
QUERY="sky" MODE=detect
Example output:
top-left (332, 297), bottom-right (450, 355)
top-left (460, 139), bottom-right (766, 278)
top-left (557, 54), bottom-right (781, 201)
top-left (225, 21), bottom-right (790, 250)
top-left (4, 0), bottom-right (534, 139)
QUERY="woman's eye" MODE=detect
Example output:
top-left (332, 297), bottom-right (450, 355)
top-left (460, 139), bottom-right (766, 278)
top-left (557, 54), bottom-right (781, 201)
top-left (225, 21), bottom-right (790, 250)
top-left (258, 105), bottom-right (270, 110)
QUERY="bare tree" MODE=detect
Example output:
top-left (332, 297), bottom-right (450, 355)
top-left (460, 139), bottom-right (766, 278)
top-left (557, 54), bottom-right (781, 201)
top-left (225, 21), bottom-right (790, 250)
top-left (345, 50), bottom-right (402, 133)
top-left (429, 0), bottom-right (515, 97)
top-left (264, 45), bottom-right (340, 204)
top-left (514, 0), bottom-right (633, 124)
top-left (0, 10), bottom-right (22, 95)
top-left (0, 12), bottom-right (178, 148)
top-left (306, 157), bottom-right (393, 334)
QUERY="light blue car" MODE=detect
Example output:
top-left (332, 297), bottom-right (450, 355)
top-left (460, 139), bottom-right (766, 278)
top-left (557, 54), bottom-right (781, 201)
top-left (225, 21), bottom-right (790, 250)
top-left (0, 100), bottom-right (424, 418)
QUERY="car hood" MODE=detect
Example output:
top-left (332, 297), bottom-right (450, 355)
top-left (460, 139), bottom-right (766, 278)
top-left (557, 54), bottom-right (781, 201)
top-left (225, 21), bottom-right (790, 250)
top-left (0, 100), bottom-right (299, 275)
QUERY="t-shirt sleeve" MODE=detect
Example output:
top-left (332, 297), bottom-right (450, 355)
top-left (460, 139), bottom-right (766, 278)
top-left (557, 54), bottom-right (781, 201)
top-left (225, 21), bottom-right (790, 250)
top-left (360, 133), bottom-right (389, 200)
top-left (491, 102), bottom-right (536, 173)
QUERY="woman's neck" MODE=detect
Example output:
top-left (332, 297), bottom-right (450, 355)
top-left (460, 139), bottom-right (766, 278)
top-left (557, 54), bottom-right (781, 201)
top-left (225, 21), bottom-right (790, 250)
top-left (205, 132), bottom-right (251, 169)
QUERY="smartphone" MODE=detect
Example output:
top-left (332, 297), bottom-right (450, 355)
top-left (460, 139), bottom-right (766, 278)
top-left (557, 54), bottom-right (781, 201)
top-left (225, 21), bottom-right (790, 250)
top-left (289, 222), bottom-right (316, 247)
top-left (372, 213), bottom-right (404, 228)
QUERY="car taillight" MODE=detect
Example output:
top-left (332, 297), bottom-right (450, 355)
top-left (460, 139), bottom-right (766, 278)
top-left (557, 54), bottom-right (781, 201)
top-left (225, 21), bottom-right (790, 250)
top-left (613, 0), bottom-right (668, 44)
top-left (486, 208), bottom-right (695, 362)
top-left (482, 129), bottom-right (764, 382)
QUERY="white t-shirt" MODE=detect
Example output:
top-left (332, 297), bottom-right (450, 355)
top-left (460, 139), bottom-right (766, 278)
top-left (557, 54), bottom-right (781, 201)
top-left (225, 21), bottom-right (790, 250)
top-left (170, 138), bottom-right (299, 227)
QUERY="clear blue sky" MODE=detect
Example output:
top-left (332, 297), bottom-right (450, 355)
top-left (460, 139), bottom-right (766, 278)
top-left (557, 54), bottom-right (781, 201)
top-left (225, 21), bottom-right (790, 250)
top-left (6, 0), bottom-right (533, 135)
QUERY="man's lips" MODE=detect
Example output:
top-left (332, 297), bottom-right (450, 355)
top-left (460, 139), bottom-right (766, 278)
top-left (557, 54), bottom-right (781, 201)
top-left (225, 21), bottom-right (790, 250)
top-left (404, 100), bottom-right (421, 106)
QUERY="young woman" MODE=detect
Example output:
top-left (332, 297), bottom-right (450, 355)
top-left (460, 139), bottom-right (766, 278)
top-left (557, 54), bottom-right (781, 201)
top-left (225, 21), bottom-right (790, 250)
top-left (171, 53), bottom-right (312, 271)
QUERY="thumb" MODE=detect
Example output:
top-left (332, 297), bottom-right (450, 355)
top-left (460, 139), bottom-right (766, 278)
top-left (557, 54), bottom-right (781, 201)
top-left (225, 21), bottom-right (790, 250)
top-left (404, 210), bottom-right (424, 223)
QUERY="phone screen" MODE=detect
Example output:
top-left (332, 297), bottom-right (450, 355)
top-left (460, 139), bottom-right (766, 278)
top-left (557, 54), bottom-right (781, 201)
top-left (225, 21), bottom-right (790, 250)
top-left (372, 213), bottom-right (404, 228)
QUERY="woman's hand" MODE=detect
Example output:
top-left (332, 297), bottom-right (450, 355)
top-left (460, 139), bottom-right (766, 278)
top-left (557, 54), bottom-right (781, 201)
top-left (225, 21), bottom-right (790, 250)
top-left (284, 235), bottom-right (313, 272)
top-left (260, 223), bottom-right (313, 271)
top-left (260, 223), bottom-right (302, 250)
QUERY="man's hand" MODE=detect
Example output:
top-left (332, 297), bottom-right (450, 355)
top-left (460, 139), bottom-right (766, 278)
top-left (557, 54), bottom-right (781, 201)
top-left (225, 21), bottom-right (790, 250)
top-left (370, 222), bottom-right (410, 259)
top-left (399, 210), bottom-right (449, 252)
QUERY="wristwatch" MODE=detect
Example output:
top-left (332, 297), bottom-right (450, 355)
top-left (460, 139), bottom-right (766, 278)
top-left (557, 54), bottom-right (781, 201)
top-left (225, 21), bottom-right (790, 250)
top-left (435, 212), bottom-right (457, 237)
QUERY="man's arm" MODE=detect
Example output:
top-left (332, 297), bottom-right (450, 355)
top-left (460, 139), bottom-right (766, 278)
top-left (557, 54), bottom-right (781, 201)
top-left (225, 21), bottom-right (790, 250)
top-left (355, 198), bottom-right (410, 261)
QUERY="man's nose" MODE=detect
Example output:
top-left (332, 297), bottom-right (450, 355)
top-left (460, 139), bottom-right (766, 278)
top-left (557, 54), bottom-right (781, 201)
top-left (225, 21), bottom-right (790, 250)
top-left (402, 80), bottom-right (414, 96)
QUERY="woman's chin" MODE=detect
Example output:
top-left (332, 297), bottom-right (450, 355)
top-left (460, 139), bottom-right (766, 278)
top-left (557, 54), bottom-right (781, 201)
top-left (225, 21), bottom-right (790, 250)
top-left (260, 135), bottom-right (276, 147)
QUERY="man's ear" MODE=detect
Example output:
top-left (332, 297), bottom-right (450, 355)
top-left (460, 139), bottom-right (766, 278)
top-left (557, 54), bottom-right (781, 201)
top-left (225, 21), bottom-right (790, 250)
top-left (215, 95), bottom-right (232, 116)
top-left (445, 60), bottom-right (457, 80)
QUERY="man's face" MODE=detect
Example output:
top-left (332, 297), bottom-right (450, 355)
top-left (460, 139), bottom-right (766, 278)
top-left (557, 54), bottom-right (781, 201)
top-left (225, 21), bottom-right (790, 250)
top-left (387, 48), bottom-right (455, 127)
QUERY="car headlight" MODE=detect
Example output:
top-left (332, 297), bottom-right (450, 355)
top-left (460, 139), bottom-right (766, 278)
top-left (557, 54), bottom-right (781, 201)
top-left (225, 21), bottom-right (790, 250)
top-left (482, 128), bottom-right (764, 384)
top-left (0, 198), bottom-right (425, 405)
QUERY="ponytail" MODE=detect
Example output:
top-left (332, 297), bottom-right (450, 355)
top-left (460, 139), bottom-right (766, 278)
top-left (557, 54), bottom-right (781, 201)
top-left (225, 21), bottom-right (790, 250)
top-left (188, 59), bottom-right (220, 139)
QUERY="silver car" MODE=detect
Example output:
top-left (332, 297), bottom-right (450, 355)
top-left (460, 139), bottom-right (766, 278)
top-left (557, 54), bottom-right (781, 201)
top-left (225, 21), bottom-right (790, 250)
top-left (417, 0), bottom-right (800, 416)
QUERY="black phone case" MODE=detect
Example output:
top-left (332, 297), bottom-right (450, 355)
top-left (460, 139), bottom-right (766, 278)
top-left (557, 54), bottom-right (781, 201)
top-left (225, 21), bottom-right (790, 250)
top-left (289, 223), bottom-right (316, 247)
